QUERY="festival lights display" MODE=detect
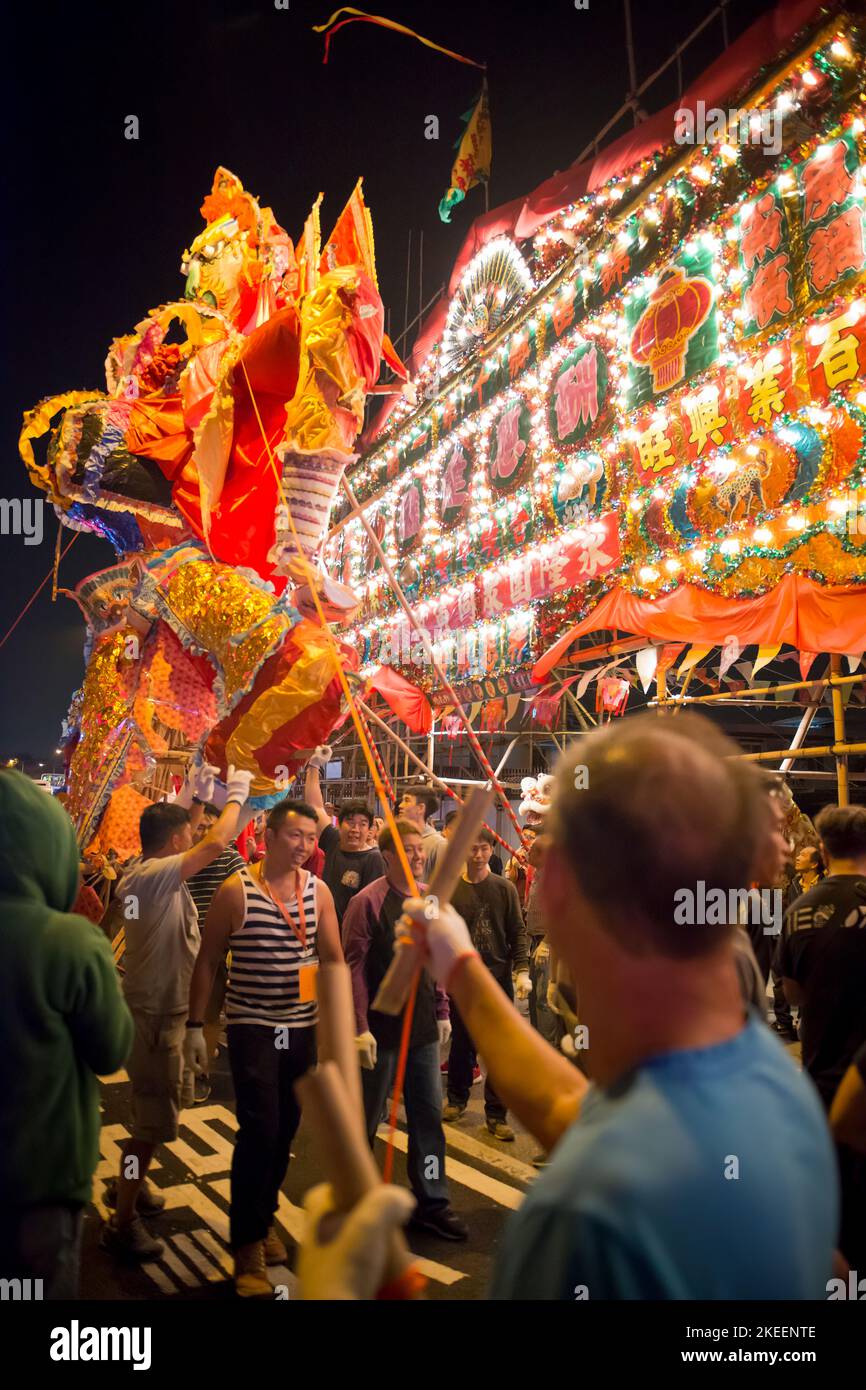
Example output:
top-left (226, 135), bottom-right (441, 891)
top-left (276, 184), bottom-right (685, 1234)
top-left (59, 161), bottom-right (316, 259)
top-left (325, 19), bottom-right (866, 689)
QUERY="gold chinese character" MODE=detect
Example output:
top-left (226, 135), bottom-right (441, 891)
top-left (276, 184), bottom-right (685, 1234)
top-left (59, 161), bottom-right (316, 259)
top-left (745, 354), bottom-right (786, 427)
top-left (635, 425), bottom-right (675, 474)
top-left (814, 312), bottom-right (862, 390)
top-left (684, 390), bottom-right (728, 455)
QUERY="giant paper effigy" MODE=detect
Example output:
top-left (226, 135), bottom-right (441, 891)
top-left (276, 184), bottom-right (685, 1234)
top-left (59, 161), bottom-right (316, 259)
top-left (20, 169), bottom-right (402, 850)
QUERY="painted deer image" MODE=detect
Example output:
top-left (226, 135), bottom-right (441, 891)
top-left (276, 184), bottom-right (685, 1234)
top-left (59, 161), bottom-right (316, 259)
top-left (713, 449), bottom-right (773, 524)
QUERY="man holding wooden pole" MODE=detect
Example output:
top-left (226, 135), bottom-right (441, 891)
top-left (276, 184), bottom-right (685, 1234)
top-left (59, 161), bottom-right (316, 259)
top-left (298, 715), bottom-right (838, 1300)
top-left (341, 819), bottom-right (468, 1242)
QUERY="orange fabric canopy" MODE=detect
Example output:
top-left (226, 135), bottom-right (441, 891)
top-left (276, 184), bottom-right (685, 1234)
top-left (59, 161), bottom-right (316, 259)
top-left (533, 576), bottom-right (866, 681)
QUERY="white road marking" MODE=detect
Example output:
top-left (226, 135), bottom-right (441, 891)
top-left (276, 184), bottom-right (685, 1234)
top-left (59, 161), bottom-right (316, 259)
top-left (191, 1229), bottom-right (233, 1278)
top-left (172, 1233), bottom-right (226, 1283)
top-left (165, 1109), bottom-right (238, 1176)
top-left (376, 1126), bottom-right (526, 1210)
top-left (390, 1100), bottom-right (538, 1183)
top-left (210, 1180), bottom-right (466, 1288)
top-left (161, 1244), bottom-right (200, 1287)
top-left (140, 1261), bottom-right (179, 1296)
top-left (163, 1182), bottom-right (231, 1244)
top-left (95, 1123), bottom-right (162, 1179)
top-left (439, 1125), bottom-right (538, 1185)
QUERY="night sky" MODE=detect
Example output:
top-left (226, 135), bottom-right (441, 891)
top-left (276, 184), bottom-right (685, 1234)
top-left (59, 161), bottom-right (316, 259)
top-left (0, 0), bottom-right (771, 762)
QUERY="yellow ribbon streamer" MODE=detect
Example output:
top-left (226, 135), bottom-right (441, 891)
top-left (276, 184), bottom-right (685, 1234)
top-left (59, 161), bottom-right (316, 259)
top-left (313, 8), bottom-right (485, 69)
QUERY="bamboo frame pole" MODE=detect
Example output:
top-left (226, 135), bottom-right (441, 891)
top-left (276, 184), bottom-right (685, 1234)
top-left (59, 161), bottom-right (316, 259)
top-left (655, 671), bottom-right (866, 705)
top-left (341, 475), bottom-right (524, 840)
top-left (830, 653), bottom-right (850, 806)
top-left (357, 699), bottom-right (513, 855)
top-left (738, 742), bottom-right (866, 764)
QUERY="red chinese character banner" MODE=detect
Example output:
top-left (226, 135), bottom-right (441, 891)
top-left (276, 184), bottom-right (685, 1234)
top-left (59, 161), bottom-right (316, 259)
top-left (738, 188), bottom-right (794, 337)
top-left (800, 136), bottom-right (866, 300)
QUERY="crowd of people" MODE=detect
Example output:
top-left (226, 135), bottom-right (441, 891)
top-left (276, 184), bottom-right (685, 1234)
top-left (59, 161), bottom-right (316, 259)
top-left (2, 710), bottom-right (866, 1301)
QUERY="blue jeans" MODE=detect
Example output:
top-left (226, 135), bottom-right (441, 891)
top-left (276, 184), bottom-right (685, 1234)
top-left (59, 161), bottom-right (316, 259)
top-left (362, 1040), bottom-right (449, 1214)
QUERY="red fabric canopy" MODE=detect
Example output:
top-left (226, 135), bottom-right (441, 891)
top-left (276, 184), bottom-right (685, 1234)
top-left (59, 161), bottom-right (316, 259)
top-left (365, 664), bottom-right (433, 735)
top-left (532, 575), bottom-right (866, 681)
top-left (587, 0), bottom-right (825, 190)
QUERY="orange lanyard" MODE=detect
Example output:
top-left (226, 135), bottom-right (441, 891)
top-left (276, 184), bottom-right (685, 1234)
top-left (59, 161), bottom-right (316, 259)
top-left (258, 865), bottom-right (309, 951)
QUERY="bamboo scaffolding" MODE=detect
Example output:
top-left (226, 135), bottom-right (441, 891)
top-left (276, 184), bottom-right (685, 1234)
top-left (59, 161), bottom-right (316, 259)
top-left (738, 742), bottom-right (866, 764)
top-left (656, 671), bottom-right (866, 704)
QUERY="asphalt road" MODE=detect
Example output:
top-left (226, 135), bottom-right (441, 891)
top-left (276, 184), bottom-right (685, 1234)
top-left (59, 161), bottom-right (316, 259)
top-left (81, 1045), bottom-right (540, 1301)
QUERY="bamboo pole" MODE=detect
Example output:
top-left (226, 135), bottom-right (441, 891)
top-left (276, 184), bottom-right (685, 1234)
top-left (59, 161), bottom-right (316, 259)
top-left (316, 962), bottom-right (365, 1135)
top-left (657, 671), bottom-right (866, 705)
top-left (358, 697), bottom-right (512, 849)
top-left (294, 1064), bottom-right (416, 1291)
top-left (738, 742), bottom-right (866, 764)
top-left (372, 786), bottom-right (494, 1016)
top-left (341, 474), bottom-right (525, 840)
top-left (830, 653), bottom-right (850, 806)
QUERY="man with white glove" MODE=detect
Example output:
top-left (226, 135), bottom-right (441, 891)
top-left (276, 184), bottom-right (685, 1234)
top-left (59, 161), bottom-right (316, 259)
top-left (355, 1031), bottom-right (377, 1071)
top-left (102, 763), bottom-right (253, 1267)
top-left (173, 761), bottom-right (219, 809)
top-left (341, 818), bottom-right (467, 1242)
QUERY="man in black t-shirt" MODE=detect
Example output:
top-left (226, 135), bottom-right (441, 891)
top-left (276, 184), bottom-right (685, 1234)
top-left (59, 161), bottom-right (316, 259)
top-left (341, 820), bottom-right (467, 1242)
top-left (304, 749), bottom-right (384, 922)
top-left (775, 803), bottom-right (866, 1108)
top-left (446, 830), bottom-right (531, 1141)
top-left (779, 803), bottom-right (866, 1270)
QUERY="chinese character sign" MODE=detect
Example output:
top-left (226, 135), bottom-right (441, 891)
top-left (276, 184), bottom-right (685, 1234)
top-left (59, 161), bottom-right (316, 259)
top-left (738, 187), bottom-right (794, 336)
top-left (800, 136), bottom-right (866, 299)
top-left (806, 302), bottom-right (866, 399)
top-left (547, 342), bottom-right (609, 451)
top-left (395, 479), bottom-right (424, 552)
top-left (441, 441), bottom-right (473, 525)
top-left (487, 397), bottom-right (533, 491)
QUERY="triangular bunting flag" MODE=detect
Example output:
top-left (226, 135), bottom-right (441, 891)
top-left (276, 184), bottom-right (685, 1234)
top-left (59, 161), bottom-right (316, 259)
top-left (718, 635), bottom-right (742, 682)
top-left (635, 646), bottom-right (658, 694)
top-left (799, 651), bottom-right (819, 681)
top-left (752, 644), bottom-right (781, 680)
top-left (678, 644), bottom-right (712, 677)
top-left (846, 652), bottom-right (863, 673)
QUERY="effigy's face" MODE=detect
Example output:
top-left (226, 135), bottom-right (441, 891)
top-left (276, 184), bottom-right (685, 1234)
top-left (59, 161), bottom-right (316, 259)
top-left (181, 215), bottom-right (249, 318)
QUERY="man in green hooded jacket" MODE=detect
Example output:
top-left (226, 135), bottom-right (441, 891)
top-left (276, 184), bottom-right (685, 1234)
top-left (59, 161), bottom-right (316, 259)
top-left (0, 771), bottom-right (133, 1298)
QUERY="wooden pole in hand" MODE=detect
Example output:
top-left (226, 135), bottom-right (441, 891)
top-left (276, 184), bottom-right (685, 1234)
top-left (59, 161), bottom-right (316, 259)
top-left (372, 785), bottom-right (494, 1015)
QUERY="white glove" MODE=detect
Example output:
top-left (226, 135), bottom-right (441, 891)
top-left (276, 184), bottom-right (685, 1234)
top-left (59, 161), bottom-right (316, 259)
top-left (184, 1025), bottom-right (208, 1076)
top-left (224, 764), bottom-right (254, 806)
top-left (401, 897), bottom-right (477, 989)
top-left (514, 970), bottom-right (533, 1001)
top-left (193, 762), bottom-right (219, 803)
top-left (437, 1018), bottom-right (452, 1047)
top-left (355, 1031), bottom-right (378, 1070)
top-left (308, 745), bottom-right (333, 771)
top-left (174, 762), bottom-right (218, 809)
top-left (299, 1182), bottom-right (416, 1300)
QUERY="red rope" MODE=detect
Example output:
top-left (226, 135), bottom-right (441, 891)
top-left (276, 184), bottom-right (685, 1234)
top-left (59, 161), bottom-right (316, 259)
top-left (0, 534), bottom-right (78, 654)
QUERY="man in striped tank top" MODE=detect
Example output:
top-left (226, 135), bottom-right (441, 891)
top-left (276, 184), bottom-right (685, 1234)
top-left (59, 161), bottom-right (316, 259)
top-left (186, 799), bottom-right (343, 1298)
